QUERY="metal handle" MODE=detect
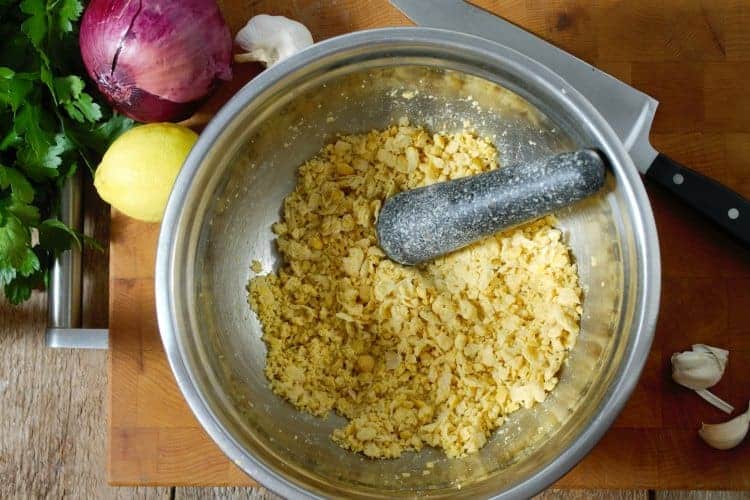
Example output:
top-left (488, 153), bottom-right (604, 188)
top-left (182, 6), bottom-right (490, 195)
top-left (45, 169), bottom-right (108, 349)
top-left (646, 153), bottom-right (750, 247)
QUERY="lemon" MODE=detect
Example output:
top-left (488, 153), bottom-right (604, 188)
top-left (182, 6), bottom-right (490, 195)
top-left (94, 123), bottom-right (198, 222)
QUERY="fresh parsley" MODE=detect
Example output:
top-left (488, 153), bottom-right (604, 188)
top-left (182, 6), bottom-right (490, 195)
top-left (1, 0), bottom-right (133, 304)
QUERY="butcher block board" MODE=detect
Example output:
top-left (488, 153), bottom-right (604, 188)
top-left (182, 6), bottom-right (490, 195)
top-left (108, 0), bottom-right (750, 489)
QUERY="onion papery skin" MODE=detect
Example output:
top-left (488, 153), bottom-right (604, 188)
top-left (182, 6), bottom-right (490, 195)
top-left (80, 0), bottom-right (233, 122)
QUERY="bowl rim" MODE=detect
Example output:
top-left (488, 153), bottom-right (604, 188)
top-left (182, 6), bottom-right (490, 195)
top-left (156, 26), bottom-right (661, 499)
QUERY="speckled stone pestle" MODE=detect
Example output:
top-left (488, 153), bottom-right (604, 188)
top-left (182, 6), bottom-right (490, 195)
top-left (376, 149), bottom-right (607, 265)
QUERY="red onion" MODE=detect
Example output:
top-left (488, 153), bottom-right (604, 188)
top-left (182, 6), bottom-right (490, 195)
top-left (80, 0), bottom-right (232, 122)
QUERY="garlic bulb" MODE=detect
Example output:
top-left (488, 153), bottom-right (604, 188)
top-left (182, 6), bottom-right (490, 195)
top-left (671, 344), bottom-right (728, 389)
top-left (234, 15), bottom-right (313, 67)
top-left (699, 402), bottom-right (750, 450)
top-left (671, 344), bottom-right (733, 414)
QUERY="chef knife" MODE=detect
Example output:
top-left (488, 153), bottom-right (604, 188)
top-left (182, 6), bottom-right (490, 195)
top-left (390, 0), bottom-right (750, 246)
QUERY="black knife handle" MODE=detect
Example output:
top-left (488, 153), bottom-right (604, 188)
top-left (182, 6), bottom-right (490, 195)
top-left (646, 153), bottom-right (750, 247)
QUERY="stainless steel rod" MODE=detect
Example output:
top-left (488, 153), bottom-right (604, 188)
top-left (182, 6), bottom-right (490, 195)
top-left (45, 169), bottom-right (108, 349)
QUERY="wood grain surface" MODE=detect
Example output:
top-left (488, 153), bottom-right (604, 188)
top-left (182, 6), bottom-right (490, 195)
top-left (0, 187), bottom-right (173, 498)
top-left (97, 0), bottom-right (749, 493)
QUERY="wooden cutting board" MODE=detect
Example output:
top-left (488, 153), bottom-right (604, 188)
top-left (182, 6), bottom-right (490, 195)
top-left (108, 0), bottom-right (750, 489)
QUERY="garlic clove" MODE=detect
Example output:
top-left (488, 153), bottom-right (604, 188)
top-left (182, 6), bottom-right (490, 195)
top-left (692, 344), bottom-right (729, 368)
top-left (698, 401), bottom-right (750, 450)
top-left (671, 344), bottom-right (727, 390)
top-left (671, 352), bottom-right (722, 388)
top-left (671, 343), bottom-right (734, 413)
top-left (234, 14), bottom-right (313, 67)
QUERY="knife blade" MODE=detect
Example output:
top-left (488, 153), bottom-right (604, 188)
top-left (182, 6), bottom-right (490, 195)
top-left (391, 0), bottom-right (659, 171)
top-left (391, 0), bottom-right (750, 247)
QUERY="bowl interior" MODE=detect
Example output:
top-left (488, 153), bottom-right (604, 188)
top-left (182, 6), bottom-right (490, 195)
top-left (168, 44), bottom-right (644, 498)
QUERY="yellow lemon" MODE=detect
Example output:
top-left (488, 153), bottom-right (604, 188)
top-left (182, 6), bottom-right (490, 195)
top-left (94, 123), bottom-right (198, 222)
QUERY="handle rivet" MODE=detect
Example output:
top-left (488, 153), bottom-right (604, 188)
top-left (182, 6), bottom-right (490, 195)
top-left (672, 173), bottom-right (684, 185)
top-left (728, 208), bottom-right (740, 220)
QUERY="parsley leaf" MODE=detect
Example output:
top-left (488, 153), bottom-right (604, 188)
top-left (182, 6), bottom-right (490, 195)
top-left (39, 217), bottom-right (80, 253)
top-left (0, 68), bottom-right (34, 112)
top-left (16, 106), bottom-right (75, 180)
top-left (70, 113), bottom-right (134, 156)
top-left (19, 0), bottom-right (47, 52)
top-left (0, 213), bottom-right (38, 274)
top-left (4, 266), bottom-right (44, 304)
top-left (1, 0), bottom-right (133, 303)
top-left (55, 75), bottom-right (102, 123)
top-left (5, 277), bottom-right (33, 303)
top-left (1, 198), bottom-right (40, 226)
top-left (0, 164), bottom-right (34, 202)
top-left (54, 0), bottom-right (83, 35)
top-left (0, 266), bottom-right (15, 288)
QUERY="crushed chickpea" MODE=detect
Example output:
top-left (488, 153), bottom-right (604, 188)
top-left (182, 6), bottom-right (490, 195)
top-left (356, 354), bottom-right (375, 373)
top-left (249, 120), bottom-right (581, 459)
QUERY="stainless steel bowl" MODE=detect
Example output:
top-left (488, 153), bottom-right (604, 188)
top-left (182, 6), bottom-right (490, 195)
top-left (156, 28), bottom-right (660, 498)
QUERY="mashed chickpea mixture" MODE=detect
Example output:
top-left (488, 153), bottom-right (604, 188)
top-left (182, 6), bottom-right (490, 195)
top-left (248, 119), bottom-right (582, 459)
